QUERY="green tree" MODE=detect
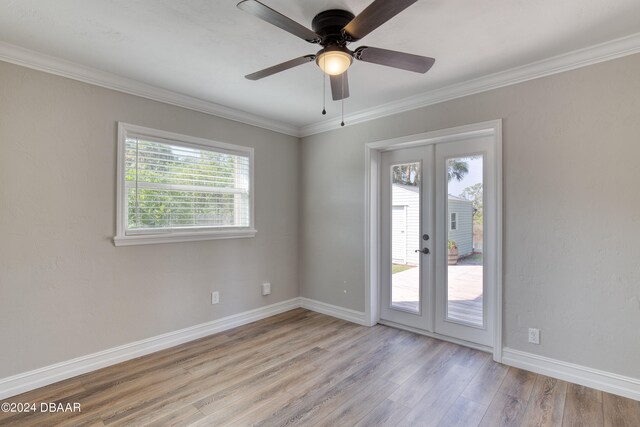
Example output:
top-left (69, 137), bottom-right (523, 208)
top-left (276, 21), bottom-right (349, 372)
top-left (392, 159), bottom-right (470, 187)
top-left (460, 182), bottom-right (483, 225)
top-left (392, 163), bottom-right (420, 186)
top-left (447, 159), bottom-right (469, 182)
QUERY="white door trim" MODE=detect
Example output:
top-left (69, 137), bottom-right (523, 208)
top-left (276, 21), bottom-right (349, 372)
top-left (364, 119), bottom-right (503, 362)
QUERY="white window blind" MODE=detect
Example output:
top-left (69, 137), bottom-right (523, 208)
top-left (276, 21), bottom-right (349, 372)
top-left (114, 123), bottom-right (255, 245)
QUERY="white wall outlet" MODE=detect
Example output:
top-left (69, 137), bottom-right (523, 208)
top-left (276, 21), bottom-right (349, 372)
top-left (528, 328), bottom-right (540, 344)
top-left (211, 291), bottom-right (219, 305)
top-left (262, 282), bottom-right (271, 296)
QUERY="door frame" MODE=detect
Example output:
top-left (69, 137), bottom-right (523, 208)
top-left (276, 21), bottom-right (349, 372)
top-left (364, 119), bottom-right (503, 362)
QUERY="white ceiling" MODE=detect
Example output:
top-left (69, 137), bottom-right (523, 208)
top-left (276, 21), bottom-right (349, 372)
top-left (1, 0), bottom-right (639, 130)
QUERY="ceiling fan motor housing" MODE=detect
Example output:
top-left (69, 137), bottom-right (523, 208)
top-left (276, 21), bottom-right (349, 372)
top-left (311, 9), bottom-right (356, 46)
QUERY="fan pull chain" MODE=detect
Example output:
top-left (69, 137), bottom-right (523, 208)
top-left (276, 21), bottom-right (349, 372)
top-left (321, 55), bottom-right (327, 115)
top-left (340, 75), bottom-right (345, 127)
top-left (322, 74), bottom-right (326, 115)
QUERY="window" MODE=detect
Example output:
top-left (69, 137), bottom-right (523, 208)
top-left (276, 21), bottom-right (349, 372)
top-left (450, 212), bottom-right (457, 231)
top-left (114, 123), bottom-right (255, 246)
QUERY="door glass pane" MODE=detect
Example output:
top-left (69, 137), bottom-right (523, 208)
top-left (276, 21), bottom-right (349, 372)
top-left (446, 156), bottom-right (483, 326)
top-left (391, 162), bottom-right (420, 313)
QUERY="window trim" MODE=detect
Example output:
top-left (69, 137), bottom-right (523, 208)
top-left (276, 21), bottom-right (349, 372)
top-left (450, 212), bottom-right (457, 231)
top-left (114, 122), bottom-right (256, 246)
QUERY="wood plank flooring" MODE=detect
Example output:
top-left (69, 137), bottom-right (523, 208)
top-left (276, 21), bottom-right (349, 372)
top-left (1, 309), bottom-right (638, 426)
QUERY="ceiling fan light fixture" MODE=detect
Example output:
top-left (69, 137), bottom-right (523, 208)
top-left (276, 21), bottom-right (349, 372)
top-left (316, 48), bottom-right (352, 76)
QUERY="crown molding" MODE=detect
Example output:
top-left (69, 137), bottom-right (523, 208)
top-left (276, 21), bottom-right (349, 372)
top-left (0, 41), bottom-right (300, 137)
top-left (3, 31), bottom-right (640, 139)
top-left (300, 31), bottom-right (640, 137)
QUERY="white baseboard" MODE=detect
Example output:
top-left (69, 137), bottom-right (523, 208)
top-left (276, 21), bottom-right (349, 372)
top-left (502, 348), bottom-right (640, 401)
top-left (0, 297), bottom-right (369, 399)
top-left (299, 297), bottom-right (368, 326)
top-left (0, 298), bottom-right (300, 400)
top-left (4, 302), bottom-right (638, 403)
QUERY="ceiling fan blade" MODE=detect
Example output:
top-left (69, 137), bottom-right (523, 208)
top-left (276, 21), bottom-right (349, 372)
top-left (354, 46), bottom-right (435, 73)
top-left (245, 55), bottom-right (315, 80)
top-left (237, 0), bottom-right (320, 43)
top-left (330, 71), bottom-right (350, 100)
top-left (343, 0), bottom-right (417, 41)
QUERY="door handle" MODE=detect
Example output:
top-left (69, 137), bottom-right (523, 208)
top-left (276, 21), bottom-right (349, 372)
top-left (415, 248), bottom-right (430, 255)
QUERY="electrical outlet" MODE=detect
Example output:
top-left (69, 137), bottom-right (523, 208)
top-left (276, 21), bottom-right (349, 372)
top-left (528, 328), bottom-right (540, 344)
top-left (262, 282), bottom-right (271, 296)
top-left (211, 291), bottom-right (219, 305)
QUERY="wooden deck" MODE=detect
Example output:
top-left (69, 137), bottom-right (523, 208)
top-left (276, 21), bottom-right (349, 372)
top-left (392, 264), bottom-right (483, 325)
top-left (1, 309), bottom-right (638, 426)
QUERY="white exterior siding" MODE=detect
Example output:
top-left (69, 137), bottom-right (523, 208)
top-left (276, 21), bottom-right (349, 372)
top-left (448, 197), bottom-right (474, 257)
top-left (391, 185), bottom-right (474, 263)
top-left (392, 184), bottom-right (420, 266)
top-left (391, 206), bottom-right (407, 264)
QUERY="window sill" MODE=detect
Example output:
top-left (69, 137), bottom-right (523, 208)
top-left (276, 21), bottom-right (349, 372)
top-left (113, 229), bottom-right (257, 246)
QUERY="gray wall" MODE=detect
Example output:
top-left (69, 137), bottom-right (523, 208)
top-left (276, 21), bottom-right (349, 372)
top-left (0, 61), bottom-right (300, 378)
top-left (300, 53), bottom-right (640, 379)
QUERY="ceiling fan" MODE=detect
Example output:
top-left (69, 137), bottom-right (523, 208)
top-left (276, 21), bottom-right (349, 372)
top-left (237, 0), bottom-right (435, 102)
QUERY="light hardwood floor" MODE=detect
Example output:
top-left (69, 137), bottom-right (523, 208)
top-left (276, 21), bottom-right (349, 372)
top-left (1, 309), bottom-right (638, 426)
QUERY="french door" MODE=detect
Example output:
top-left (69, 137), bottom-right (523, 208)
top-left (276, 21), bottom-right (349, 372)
top-left (380, 146), bottom-right (434, 330)
top-left (379, 135), bottom-right (497, 348)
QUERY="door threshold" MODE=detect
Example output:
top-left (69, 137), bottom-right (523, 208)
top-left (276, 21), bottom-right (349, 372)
top-left (378, 319), bottom-right (493, 355)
